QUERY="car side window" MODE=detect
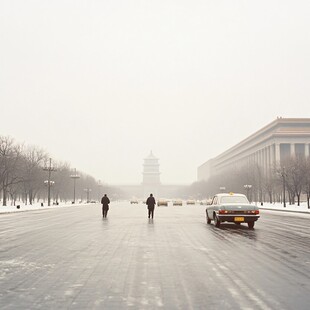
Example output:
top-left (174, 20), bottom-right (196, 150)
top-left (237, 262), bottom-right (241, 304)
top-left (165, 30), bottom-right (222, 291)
top-left (212, 197), bottom-right (218, 205)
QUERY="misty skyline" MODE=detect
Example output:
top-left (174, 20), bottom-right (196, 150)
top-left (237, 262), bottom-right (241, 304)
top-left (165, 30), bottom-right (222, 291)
top-left (1, 1), bottom-right (310, 184)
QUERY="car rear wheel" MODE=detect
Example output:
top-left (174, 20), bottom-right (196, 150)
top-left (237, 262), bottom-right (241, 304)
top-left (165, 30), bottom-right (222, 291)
top-left (248, 221), bottom-right (255, 229)
top-left (214, 213), bottom-right (221, 228)
top-left (206, 211), bottom-right (211, 224)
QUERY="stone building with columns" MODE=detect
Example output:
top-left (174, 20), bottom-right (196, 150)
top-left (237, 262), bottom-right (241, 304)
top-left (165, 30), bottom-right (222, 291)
top-left (198, 118), bottom-right (310, 181)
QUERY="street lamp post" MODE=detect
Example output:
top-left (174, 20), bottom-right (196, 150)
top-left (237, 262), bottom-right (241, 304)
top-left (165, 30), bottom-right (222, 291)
top-left (43, 158), bottom-right (57, 206)
top-left (244, 184), bottom-right (252, 202)
top-left (44, 180), bottom-right (55, 205)
top-left (84, 188), bottom-right (92, 203)
top-left (70, 168), bottom-right (80, 204)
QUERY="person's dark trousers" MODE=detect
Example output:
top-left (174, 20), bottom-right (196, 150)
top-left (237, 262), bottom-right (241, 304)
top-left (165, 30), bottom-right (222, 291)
top-left (102, 207), bottom-right (108, 218)
top-left (148, 207), bottom-right (154, 219)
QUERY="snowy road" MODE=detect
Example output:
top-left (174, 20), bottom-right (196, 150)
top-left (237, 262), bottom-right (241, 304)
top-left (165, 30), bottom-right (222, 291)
top-left (0, 202), bottom-right (309, 309)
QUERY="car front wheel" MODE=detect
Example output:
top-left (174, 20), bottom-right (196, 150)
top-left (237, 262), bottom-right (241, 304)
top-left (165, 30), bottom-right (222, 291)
top-left (214, 213), bottom-right (221, 228)
top-left (206, 211), bottom-right (211, 224)
top-left (248, 221), bottom-right (255, 229)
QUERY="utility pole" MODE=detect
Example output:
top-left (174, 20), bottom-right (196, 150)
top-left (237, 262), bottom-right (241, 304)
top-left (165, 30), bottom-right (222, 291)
top-left (70, 168), bottom-right (80, 204)
top-left (43, 158), bottom-right (57, 206)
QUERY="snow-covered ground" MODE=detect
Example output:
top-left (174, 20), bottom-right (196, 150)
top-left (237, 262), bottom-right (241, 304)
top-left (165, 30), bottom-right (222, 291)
top-left (0, 201), bottom-right (90, 214)
top-left (1, 200), bottom-right (309, 214)
top-left (254, 201), bottom-right (310, 213)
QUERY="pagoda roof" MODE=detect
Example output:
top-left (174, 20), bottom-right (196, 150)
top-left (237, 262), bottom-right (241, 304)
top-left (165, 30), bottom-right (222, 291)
top-left (145, 151), bottom-right (158, 160)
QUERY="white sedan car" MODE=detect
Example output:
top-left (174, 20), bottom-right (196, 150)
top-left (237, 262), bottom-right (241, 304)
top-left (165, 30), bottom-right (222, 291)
top-left (206, 193), bottom-right (260, 229)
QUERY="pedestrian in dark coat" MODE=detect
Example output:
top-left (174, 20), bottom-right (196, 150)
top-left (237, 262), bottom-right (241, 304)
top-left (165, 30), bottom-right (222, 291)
top-left (101, 194), bottom-right (110, 218)
top-left (146, 193), bottom-right (156, 219)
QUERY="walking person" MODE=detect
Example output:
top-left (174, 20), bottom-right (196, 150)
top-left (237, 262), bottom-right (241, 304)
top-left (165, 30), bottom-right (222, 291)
top-left (101, 194), bottom-right (110, 218)
top-left (146, 193), bottom-right (156, 219)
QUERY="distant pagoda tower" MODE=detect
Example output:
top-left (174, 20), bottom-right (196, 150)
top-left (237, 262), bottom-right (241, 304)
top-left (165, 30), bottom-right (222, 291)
top-left (142, 151), bottom-right (161, 197)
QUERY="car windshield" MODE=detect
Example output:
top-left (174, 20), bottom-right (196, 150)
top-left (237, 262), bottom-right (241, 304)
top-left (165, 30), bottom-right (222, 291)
top-left (220, 196), bottom-right (249, 204)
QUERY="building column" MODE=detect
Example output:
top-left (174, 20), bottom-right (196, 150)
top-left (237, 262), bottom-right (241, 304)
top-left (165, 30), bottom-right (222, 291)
top-left (257, 150), bottom-right (262, 168)
top-left (275, 143), bottom-right (280, 164)
top-left (305, 143), bottom-right (309, 158)
top-left (290, 143), bottom-right (295, 157)
top-left (247, 154), bottom-right (250, 168)
top-left (262, 148), bottom-right (266, 177)
top-left (257, 150), bottom-right (261, 169)
top-left (270, 144), bottom-right (275, 169)
top-left (266, 146), bottom-right (270, 177)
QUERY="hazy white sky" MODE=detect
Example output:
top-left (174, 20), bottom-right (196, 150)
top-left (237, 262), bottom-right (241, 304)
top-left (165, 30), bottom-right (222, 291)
top-left (1, 0), bottom-right (310, 184)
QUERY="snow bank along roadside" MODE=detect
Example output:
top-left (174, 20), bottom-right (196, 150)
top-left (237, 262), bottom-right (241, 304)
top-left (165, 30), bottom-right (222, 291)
top-left (258, 202), bottom-right (310, 214)
top-left (0, 202), bottom-right (91, 214)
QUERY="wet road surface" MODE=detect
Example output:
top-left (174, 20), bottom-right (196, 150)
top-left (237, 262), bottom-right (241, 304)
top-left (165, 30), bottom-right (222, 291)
top-left (0, 202), bottom-right (309, 309)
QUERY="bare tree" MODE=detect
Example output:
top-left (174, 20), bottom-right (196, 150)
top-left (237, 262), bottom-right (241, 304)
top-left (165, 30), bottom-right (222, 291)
top-left (52, 161), bottom-right (71, 203)
top-left (283, 157), bottom-right (305, 206)
top-left (0, 136), bottom-right (123, 205)
top-left (0, 136), bottom-right (24, 206)
top-left (303, 157), bottom-right (310, 208)
top-left (21, 145), bottom-right (48, 205)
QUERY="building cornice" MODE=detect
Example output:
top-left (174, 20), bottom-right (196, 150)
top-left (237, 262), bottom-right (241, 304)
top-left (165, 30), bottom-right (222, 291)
top-left (213, 118), bottom-right (310, 163)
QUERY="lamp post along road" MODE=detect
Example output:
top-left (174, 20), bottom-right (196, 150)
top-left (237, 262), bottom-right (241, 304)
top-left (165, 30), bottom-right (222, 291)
top-left (44, 180), bottom-right (55, 205)
top-left (70, 168), bottom-right (80, 204)
top-left (43, 158), bottom-right (57, 206)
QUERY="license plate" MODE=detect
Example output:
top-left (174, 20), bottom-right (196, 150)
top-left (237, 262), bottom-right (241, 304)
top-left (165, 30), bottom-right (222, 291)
top-left (234, 217), bottom-right (244, 222)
